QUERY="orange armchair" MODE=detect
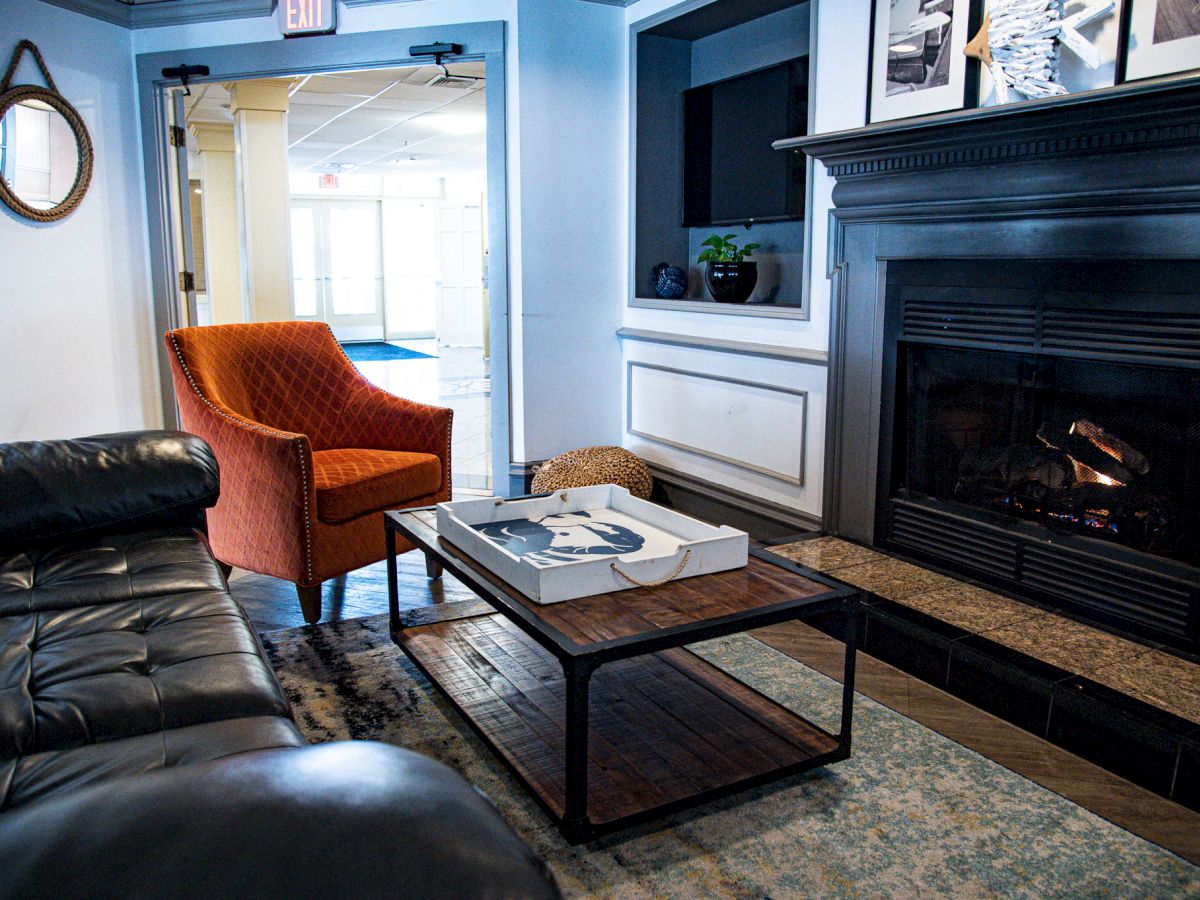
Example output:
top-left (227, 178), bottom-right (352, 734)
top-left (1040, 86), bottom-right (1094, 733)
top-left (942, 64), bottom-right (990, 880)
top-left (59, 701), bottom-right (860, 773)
top-left (164, 321), bottom-right (452, 623)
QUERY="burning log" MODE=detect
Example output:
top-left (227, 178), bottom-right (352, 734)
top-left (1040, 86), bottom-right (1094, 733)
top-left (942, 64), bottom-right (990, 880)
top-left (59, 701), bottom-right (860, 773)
top-left (953, 418), bottom-right (1176, 555)
top-left (1036, 421), bottom-right (1135, 486)
top-left (1069, 419), bottom-right (1150, 475)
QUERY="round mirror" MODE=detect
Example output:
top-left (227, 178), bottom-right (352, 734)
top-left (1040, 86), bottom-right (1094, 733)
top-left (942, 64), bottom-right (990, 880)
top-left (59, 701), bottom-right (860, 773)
top-left (0, 85), bottom-right (92, 222)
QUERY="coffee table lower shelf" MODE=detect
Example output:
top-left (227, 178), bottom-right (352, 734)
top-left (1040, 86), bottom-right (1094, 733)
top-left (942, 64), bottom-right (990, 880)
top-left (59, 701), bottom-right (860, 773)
top-left (397, 610), bottom-right (845, 842)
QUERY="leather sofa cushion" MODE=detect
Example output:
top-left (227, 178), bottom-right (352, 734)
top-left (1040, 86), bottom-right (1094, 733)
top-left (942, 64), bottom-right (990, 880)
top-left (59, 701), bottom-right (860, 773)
top-left (312, 448), bottom-right (441, 524)
top-left (0, 716), bottom-right (304, 811)
top-left (0, 432), bottom-right (218, 553)
top-left (0, 528), bottom-right (227, 617)
top-left (0, 531), bottom-right (289, 760)
top-left (0, 743), bottom-right (561, 899)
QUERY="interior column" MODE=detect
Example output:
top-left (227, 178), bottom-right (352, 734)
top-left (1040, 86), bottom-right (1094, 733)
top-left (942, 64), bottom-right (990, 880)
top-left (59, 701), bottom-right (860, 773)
top-left (190, 123), bottom-right (244, 325)
top-left (228, 81), bottom-right (293, 323)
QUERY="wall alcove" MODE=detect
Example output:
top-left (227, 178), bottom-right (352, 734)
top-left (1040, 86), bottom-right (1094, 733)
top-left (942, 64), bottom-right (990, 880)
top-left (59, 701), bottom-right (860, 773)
top-left (631, 0), bottom-right (813, 317)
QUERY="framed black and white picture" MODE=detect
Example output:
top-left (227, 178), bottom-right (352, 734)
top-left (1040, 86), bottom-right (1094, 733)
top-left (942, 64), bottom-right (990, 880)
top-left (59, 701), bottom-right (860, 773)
top-left (1119, 0), bottom-right (1200, 81)
top-left (868, 0), bottom-right (980, 123)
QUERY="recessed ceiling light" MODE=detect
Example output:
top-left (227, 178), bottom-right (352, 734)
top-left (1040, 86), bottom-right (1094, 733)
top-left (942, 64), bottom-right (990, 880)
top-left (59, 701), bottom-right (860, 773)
top-left (429, 114), bottom-right (485, 134)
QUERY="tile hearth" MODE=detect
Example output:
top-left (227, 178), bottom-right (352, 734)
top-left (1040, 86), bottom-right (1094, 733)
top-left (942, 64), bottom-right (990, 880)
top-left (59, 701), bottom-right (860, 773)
top-left (769, 536), bottom-right (1200, 734)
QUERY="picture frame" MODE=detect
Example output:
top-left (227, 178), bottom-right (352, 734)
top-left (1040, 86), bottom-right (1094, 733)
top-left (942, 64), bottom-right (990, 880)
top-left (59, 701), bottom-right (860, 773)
top-left (868, 0), bottom-right (981, 123)
top-left (1117, 0), bottom-right (1200, 82)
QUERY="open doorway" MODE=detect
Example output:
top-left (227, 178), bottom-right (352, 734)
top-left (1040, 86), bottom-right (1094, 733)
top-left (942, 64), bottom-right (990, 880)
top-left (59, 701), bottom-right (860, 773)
top-left (166, 61), bottom-right (493, 493)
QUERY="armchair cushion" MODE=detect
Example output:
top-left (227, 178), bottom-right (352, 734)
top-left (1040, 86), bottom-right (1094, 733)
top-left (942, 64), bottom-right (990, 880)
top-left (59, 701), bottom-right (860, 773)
top-left (0, 432), bottom-right (218, 553)
top-left (312, 448), bottom-right (441, 524)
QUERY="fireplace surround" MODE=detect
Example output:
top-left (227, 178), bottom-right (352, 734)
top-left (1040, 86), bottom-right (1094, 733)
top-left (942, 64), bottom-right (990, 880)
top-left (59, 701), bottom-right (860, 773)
top-left (783, 77), bottom-right (1200, 653)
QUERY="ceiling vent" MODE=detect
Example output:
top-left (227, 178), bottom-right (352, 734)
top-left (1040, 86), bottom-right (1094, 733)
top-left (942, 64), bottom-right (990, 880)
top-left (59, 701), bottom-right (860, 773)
top-left (425, 71), bottom-right (484, 89)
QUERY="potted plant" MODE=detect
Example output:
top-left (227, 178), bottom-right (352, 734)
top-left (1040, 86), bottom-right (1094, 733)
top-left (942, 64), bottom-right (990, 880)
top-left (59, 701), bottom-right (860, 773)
top-left (698, 234), bottom-right (761, 303)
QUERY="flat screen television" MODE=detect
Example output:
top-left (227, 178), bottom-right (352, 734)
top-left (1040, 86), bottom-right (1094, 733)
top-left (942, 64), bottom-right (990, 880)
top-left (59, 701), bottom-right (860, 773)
top-left (682, 57), bottom-right (808, 227)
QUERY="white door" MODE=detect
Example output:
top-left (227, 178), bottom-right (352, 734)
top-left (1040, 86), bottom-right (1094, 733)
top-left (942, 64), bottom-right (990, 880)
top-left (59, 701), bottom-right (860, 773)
top-left (435, 201), bottom-right (485, 347)
top-left (290, 198), bottom-right (385, 342)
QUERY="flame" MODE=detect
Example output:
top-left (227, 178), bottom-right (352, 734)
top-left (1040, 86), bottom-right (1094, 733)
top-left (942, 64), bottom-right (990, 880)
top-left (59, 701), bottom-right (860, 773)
top-left (1069, 458), bottom-right (1123, 487)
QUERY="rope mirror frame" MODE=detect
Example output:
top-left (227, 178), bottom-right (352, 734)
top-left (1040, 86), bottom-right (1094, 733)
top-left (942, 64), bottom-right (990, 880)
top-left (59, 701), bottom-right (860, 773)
top-left (0, 41), bottom-right (94, 223)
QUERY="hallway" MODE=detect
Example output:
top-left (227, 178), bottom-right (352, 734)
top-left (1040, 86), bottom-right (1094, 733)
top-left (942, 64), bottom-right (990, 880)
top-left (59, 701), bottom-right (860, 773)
top-left (350, 339), bottom-right (492, 492)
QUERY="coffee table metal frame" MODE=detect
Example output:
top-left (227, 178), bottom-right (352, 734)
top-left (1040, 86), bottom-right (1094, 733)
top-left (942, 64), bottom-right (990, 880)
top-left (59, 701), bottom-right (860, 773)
top-left (385, 505), bottom-right (860, 844)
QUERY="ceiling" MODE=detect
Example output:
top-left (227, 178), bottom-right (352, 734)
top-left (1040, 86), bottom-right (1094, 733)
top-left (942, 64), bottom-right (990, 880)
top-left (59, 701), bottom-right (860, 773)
top-left (185, 64), bottom-right (486, 177)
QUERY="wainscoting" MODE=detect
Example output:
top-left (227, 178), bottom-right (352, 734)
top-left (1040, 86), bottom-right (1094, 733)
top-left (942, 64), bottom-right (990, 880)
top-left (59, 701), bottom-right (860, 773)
top-left (619, 329), bottom-right (828, 522)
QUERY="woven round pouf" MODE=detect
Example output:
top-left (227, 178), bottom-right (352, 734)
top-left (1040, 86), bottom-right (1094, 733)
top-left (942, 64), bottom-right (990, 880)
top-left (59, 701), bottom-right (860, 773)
top-left (531, 446), bottom-right (653, 500)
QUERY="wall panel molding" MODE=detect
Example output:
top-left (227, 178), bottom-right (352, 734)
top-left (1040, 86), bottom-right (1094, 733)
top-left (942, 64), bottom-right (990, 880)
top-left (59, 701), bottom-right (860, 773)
top-left (627, 361), bottom-right (807, 485)
top-left (617, 327), bottom-right (828, 364)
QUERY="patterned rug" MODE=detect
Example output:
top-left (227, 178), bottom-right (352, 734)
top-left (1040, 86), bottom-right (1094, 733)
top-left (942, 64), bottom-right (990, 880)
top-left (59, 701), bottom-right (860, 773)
top-left (260, 615), bottom-right (1199, 898)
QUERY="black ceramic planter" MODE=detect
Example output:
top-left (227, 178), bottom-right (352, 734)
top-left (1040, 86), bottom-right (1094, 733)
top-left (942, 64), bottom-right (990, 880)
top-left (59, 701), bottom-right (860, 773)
top-left (704, 261), bottom-right (757, 303)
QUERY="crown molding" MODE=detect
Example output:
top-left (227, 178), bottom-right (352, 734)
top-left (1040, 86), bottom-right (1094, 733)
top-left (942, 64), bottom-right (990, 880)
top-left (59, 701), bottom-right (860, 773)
top-left (39, 0), bottom-right (130, 27)
top-left (38, 0), bottom-right (274, 29)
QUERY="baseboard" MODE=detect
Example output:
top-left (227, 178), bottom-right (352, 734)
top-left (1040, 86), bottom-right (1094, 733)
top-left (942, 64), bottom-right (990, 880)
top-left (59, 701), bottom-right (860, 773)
top-left (507, 461), bottom-right (541, 497)
top-left (646, 463), bottom-right (821, 542)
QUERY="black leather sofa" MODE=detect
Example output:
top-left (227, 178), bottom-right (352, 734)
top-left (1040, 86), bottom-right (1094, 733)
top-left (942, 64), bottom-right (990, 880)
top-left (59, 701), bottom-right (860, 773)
top-left (0, 431), bottom-right (558, 899)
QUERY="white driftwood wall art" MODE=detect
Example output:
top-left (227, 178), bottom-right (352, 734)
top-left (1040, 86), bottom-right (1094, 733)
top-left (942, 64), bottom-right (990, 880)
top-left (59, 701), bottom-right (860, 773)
top-left (965, 0), bottom-right (1115, 102)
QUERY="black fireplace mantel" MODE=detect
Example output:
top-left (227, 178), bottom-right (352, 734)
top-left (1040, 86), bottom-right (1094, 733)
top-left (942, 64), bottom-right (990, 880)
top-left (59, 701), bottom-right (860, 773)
top-left (774, 75), bottom-right (1200, 651)
top-left (776, 74), bottom-right (1200, 541)
top-left (776, 75), bottom-right (1200, 216)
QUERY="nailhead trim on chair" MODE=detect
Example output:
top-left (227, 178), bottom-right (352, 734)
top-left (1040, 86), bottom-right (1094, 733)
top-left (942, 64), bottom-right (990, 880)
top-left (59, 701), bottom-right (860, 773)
top-left (167, 332), bottom-right (316, 584)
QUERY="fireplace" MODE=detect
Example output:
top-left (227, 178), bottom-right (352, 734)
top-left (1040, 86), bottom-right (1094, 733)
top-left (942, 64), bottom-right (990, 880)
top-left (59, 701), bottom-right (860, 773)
top-left (788, 78), bottom-right (1200, 653)
top-left (878, 259), bottom-right (1200, 647)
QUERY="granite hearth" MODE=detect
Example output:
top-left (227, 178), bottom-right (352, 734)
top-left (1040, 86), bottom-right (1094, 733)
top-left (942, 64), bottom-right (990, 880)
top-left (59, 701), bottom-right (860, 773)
top-left (767, 535), bottom-right (1200, 810)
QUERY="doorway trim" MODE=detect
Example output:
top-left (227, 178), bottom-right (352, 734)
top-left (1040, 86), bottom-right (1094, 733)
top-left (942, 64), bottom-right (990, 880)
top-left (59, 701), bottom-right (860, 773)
top-left (136, 21), bottom-right (511, 493)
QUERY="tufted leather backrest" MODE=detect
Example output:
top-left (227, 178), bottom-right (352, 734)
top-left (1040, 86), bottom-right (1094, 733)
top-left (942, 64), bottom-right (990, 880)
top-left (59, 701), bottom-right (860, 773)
top-left (166, 322), bottom-right (366, 450)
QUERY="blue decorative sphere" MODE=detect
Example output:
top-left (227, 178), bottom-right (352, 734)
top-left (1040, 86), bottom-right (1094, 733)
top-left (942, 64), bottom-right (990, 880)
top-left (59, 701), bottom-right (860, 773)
top-left (653, 263), bottom-right (688, 299)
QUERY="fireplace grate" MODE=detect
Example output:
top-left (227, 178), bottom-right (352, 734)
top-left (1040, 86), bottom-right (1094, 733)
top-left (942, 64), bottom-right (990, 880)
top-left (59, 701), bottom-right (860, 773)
top-left (1041, 308), bottom-right (1200, 368)
top-left (889, 501), bottom-right (1020, 581)
top-left (902, 300), bottom-right (1036, 348)
top-left (887, 498), bottom-right (1197, 645)
top-left (901, 298), bottom-right (1200, 368)
top-left (1021, 542), bottom-right (1193, 640)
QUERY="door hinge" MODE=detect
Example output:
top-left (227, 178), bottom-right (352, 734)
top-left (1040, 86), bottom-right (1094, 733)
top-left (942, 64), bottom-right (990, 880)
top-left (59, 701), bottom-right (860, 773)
top-left (179, 271), bottom-right (196, 293)
top-left (170, 125), bottom-right (187, 148)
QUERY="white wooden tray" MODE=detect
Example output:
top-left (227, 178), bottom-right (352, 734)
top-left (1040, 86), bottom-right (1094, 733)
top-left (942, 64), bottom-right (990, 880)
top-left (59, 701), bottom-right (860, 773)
top-left (435, 484), bottom-right (748, 604)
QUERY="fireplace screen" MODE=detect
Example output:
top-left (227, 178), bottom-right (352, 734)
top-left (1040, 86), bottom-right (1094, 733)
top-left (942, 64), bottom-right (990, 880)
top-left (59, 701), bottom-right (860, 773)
top-left (898, 345), bottom-right (1199, 568)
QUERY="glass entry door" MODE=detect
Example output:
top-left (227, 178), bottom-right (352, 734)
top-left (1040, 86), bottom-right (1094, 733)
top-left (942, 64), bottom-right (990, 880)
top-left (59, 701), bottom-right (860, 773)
top-left (290, 199), bottom-right (384, 341)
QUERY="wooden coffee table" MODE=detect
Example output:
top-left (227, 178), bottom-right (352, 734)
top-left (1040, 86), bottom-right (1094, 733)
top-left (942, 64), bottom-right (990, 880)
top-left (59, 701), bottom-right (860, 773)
top-left (385, 506), bottom-right (860, 844)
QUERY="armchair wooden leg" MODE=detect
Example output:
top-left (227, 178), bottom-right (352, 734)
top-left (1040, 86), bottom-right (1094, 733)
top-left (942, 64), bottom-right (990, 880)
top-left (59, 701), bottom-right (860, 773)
top-left (297, 583), bottom-right (322, 624)
top-left (425, 552), bottom-right (444, 580)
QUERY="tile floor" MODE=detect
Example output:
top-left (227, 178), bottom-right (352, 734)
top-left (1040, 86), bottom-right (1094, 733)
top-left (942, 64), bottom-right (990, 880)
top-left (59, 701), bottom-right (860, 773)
top-left (351, 339), bottom-right (492, 492)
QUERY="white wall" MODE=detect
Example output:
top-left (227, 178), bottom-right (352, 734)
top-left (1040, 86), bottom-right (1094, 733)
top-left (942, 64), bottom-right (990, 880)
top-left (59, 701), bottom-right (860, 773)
top-left (132, 0), bottom-right (628, 467)
top-left (0, 3), bottom-right (158, 441)
top-left (512, 0), bottom-right (626, 460)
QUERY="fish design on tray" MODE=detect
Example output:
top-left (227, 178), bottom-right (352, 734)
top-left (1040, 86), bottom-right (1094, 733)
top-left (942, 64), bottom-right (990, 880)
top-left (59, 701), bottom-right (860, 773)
top-left (475, 509), bottom-right (664, 565)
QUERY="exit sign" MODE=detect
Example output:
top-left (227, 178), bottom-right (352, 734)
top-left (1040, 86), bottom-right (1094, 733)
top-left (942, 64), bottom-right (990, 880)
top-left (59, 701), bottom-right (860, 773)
top-left (279, 0), bottom-right (335, 37)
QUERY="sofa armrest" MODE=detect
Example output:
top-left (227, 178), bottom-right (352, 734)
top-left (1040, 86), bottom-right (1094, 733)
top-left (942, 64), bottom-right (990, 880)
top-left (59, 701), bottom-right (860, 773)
top-left (0, 742), bottom-right (560, 900)
top-left (0, 431), bottom-right (220, 551)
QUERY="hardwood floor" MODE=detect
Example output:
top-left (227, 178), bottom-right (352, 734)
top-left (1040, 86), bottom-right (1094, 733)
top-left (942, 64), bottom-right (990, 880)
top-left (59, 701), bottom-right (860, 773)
top-left (233, 555), bottom-right (1200, 865)
top-left (229, 550), bottom-right (474, 633)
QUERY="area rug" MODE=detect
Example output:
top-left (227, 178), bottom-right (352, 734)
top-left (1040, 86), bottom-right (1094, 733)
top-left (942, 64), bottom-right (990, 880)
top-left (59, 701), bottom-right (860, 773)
top-left (339, 341), bottom-right (434, 362)
top-left (260, 615), bottom-right (1199, 898)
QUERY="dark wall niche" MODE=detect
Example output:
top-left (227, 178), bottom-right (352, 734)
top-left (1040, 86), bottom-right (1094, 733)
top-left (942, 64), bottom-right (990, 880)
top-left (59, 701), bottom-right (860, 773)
top-left (683, 58), bottom-right (808, 227)
top-left (633, 0), bottom-right (811, 306)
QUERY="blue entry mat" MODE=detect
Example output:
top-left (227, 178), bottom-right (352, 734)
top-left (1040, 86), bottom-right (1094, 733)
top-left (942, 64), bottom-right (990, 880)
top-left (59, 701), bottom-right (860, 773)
top-left (340, 342), bottom-right (435, 362)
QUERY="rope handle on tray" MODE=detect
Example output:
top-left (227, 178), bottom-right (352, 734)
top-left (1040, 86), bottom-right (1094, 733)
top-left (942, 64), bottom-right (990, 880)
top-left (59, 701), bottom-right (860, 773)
top-left (610, 549), bottom-right (691, 588)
